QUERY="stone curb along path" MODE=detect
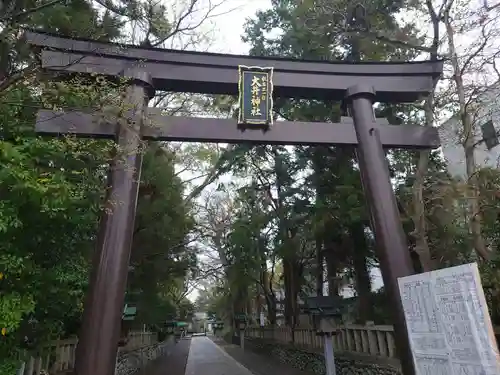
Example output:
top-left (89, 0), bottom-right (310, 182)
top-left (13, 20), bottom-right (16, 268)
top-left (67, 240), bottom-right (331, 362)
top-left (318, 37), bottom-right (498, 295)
top-left (116, 337), bottom-right (177, 375)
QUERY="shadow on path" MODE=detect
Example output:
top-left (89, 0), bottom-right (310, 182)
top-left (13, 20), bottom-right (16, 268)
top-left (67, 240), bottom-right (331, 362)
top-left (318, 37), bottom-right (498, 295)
top-left (142, 338), bottom-right (191, 375)
top-left (210, 336), bottom-right (315, 375)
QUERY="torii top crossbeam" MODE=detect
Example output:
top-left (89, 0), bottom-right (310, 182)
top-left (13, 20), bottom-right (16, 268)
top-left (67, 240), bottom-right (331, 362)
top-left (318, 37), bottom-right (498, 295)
top-left (24, 30), bottom-right (442, 103)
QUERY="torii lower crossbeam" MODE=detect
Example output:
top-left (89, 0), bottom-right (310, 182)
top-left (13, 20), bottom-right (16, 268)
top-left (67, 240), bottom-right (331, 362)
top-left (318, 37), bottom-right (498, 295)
top-left (35, 109), bottom-right (440, 149)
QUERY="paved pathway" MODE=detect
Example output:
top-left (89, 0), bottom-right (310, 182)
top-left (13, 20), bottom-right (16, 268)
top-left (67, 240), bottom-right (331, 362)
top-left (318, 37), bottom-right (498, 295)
top-left (144, 335), bottom-right (314, 375)
top-left (210, 336), bottom-right (315, 375)
top-left (184, 336), bottom-right (254, 375)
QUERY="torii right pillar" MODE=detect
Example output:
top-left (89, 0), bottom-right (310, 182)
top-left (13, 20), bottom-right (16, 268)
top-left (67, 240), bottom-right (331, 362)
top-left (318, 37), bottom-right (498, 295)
top-left (346, 84), bottom-right (416, 375)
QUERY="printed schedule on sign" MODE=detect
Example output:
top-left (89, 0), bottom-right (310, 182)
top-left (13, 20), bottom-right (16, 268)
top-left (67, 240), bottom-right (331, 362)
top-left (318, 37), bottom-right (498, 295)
top-left (398, 263), bottom-right (500, 375)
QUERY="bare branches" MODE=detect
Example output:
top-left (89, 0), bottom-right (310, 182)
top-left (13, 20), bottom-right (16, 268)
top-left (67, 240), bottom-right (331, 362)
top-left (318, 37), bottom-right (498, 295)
top-left (151, 0), bottom-right (199, 47)
top-left (347, 29), bottom-right (435, 53)
top-left (482, 0), bottom-right (500, 12)
top-left (170, 263), bottom-right (226, 303)
top-left (437, 0), bottom-right (500, 260)
top-left (123, 0), bottom-right (233, 49)
top-left (91, 0), bottom-right (130, 17)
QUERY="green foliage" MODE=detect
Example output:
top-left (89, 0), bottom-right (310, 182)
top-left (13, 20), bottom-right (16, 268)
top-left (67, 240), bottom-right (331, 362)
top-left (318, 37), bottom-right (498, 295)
top-left (0, 84), bottom-right (110, 364)
top-left (177, 298), bottom-right (196, 321)
top-left (127, 143), bottom-right (195, 327)
top-left (0, 1), bottom-right (198, 370)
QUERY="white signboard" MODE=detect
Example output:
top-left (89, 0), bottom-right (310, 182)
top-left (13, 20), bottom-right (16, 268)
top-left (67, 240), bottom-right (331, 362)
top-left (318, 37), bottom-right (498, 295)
top-left (398, 263), bottom-right (500, 375)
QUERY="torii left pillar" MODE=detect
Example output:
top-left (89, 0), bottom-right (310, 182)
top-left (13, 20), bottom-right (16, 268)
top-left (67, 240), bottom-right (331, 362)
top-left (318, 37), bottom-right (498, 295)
top-left (74, 69), bottom-right (155, 375)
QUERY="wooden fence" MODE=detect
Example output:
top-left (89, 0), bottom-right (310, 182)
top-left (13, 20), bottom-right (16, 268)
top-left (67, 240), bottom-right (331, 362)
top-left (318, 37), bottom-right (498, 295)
top-left (245, 324), bottom-right (500, 360)
top-left (16, 332), bottom-right (157, 375)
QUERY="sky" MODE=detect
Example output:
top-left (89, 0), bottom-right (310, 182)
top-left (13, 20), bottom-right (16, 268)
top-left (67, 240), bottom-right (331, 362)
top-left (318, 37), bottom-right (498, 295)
top-left (194, 0), bottom-right (271, 54)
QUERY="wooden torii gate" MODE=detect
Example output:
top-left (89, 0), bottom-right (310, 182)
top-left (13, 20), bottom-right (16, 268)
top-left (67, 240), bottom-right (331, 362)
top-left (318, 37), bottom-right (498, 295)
top-left (25, 30), bottom-right (442, 375)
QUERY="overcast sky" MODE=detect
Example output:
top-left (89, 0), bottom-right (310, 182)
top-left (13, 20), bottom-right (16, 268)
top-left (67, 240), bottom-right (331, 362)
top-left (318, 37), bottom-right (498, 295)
top-left (199, 0), bottom-right (271, 54)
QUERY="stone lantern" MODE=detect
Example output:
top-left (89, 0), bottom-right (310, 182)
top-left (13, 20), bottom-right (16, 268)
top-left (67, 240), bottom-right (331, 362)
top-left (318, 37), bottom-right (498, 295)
top-left (234, 313), bottom-right (247, 350)
top-left (304, 296), bottom-right (344, 375)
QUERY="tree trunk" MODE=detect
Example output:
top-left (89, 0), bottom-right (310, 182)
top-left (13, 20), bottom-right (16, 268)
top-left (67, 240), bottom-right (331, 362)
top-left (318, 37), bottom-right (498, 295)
top-left (410, 0), bottom-right (441, 272)
top-left (283, 257), bottom-right (302, 344)
top-left (266, 295), bottom-right (277, 325)
top-left (255, 284), bottom-right (263, 321)
top-left (261, 268), bottom-right (277, 325)
top-left (444, 7), bottom-right (489, 260)
top-left (246, 298), bottom-right (253, 324)
top-left (283, 251), bottom-right (302, 327)
top-left (283, 259), bottom-right (298, 328)
top-left (273, 147), bottom-right (302, 328)
top-left (349, 223), bottom-right (374, 323)
top-left (324, 244), bottom-right (340, 297)
top-left (312, 147), bottom-right (327, 296)
top-left (283, 259), bottom-right (292, 326)
top-left (315, 235), bottom-right (323, 296)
